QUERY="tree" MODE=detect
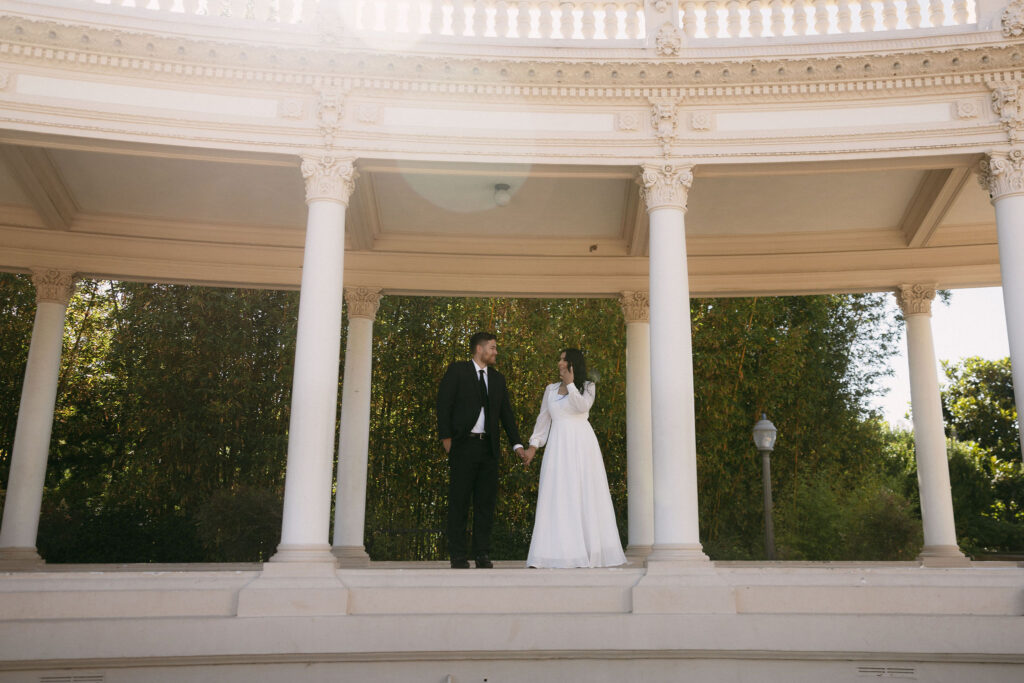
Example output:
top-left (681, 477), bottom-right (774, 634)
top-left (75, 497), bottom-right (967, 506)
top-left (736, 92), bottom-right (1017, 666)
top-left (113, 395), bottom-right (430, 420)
top-left (942, 356), bottom-right (1020, 463)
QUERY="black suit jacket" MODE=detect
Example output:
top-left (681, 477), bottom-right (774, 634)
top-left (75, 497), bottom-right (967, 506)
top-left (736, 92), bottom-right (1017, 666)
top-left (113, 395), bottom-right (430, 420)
top-left (436, 360), bottom-right (522, 458)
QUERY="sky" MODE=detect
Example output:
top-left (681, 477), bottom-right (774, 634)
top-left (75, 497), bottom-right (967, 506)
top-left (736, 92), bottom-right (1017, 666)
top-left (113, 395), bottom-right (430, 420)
top-left (870, 287), bottom-right (1010, 428)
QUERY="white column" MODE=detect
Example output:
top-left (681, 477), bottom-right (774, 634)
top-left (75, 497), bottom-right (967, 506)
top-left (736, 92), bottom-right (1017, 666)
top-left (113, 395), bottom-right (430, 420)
top-left (0, 269), bottom-right (75, 563)
top-left (896, 285), bottom-right (969, 567)
top-left (980, 151), bottom-right (1024, 462)
top-left (271, 154), bottom-right (356, 564)
top-left (620, 291), bottom-right (654, 562)
top-left (639, 163), bottom-right (708, 564)
top-left (332, 287), bottom-right (381, 567)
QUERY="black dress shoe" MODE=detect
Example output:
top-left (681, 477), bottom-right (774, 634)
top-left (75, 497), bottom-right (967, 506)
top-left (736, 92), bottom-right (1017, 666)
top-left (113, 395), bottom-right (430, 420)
top-left (450, 558), bottom-right (470, 569)
top-left (475, 555), bottom-right (493, 569)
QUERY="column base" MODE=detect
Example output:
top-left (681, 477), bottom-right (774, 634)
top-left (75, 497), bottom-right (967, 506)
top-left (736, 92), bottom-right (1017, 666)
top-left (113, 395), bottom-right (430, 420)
top-left (918, 545), bottom-right (972, 567)
top-left (269, 543), bottom-right (338, 564)
top-left (237, 561), bottom-right (349, 617)
top-left (0, 546), bottom-right (44, 568)
top-left (332, 545), bottom-right (371, 567)
top-left (633, 546), bottom-right (734, 614)
top-left (625, 544), bottom-right (653, 566)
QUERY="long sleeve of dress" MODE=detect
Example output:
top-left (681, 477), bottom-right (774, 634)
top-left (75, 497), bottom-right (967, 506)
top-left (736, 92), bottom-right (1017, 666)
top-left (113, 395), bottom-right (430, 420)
top-left (564, 381), bottom-right (596, 414)
top-left (528, 386), bottom-right (554, 448)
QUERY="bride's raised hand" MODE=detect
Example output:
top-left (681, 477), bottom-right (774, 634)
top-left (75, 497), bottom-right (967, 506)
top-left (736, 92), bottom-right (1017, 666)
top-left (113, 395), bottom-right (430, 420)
top-left (559, 365), bottom-right (574, 386)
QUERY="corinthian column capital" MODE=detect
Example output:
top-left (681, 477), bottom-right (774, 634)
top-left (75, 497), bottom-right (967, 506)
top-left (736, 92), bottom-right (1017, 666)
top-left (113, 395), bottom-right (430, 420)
top-left (896, 284), bottom-right (936, 317)
top-left (639, 163), bottom-right (694, 212)
top-left (300, 153), bottom-right (358, 205)
top-left (619, 290), bottom-right (650, 323)
top-left (344, 287), bottom-right (382, 320)
top-left (979, 150), bottom-right (1024, 201)
top-left (30, 268), bottom-right (76, 305)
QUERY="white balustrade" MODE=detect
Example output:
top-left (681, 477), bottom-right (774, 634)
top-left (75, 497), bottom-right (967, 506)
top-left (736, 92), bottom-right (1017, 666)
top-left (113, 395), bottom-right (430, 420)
top-left (60, 0), bottom-right (979, 43)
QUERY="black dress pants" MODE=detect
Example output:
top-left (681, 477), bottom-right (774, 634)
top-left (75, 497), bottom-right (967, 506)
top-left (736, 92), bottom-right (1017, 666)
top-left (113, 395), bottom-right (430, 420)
top-left (447, 435), bottom-right (498, 560)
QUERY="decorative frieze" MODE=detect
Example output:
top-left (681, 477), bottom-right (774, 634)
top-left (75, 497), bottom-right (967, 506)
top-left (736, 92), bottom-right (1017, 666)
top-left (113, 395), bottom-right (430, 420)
top-left (31, 268), bottom-right (76, 305)
top-left (989, 82), bottom-right (1024, 142)
top-left (978, 150), bottom-right (1024, 201)
top-left (895, 284), bottom-right (936, 317)
top-left (639, 163), bottom-right (694, 212)
top-left (300, 154), bottom-right (358, 205)
top-left (619, 291), bottom-right (650, 323)
top-left (344, 287), bottom-right (382, 320)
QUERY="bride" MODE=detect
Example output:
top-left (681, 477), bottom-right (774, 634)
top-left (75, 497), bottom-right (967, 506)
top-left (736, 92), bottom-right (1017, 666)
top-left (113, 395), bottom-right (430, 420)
top-left (520, 349), bottom-right (627, 569)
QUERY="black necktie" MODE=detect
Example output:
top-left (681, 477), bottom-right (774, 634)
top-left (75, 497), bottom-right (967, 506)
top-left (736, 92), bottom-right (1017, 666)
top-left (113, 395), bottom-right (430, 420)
top-left (478, 369), bottom-right (488, 407)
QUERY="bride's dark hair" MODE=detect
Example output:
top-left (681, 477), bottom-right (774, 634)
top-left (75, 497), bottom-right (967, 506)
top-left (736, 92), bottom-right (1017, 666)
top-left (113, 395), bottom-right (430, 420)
top-left (561, 348), bottom-right (587, 394)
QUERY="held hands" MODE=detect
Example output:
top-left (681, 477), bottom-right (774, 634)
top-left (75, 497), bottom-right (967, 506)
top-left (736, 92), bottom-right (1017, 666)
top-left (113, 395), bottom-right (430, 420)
top-left (518, 445), bottom-right (537, 466)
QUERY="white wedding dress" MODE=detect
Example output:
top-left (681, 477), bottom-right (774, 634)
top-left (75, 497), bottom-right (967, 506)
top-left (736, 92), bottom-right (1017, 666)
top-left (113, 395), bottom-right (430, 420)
top-left (525, 381), bottom-right (627, 568)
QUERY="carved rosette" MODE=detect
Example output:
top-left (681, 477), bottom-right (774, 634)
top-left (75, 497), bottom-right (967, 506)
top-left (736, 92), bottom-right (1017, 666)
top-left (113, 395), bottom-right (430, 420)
top-left (1004, 0), bottom-right (1024, 38)
top-left (619, 291), bottom-right (650, 323)
top-left (896, 284), bottom-right (936, 317)
top-left (31, 268), bottom-right (76, 305)
top-left (344, 287), bottom-right (382, 320)
top-left (639, 163), bottom-right (694, 212)
top-left (978, 150), bottom-right (1024, 201)
top-left (300, 154), bottom-right (358, 205)
top-left (990, 83), bottom-right (1024, 143)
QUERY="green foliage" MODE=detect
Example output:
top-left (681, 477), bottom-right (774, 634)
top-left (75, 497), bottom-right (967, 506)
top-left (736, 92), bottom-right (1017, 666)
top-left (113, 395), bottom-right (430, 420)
top-left (194, 486), bottom-right (283, 562)
top-left (941, 357), bottom-right (1020, 463)
top-left (0, 273), bottom-right (35, 487)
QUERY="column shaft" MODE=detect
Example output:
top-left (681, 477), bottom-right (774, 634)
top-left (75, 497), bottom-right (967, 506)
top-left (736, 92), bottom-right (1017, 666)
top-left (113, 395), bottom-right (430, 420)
top-left (994, 194), bottom-right (1024, 461)
top-left (332, 289), bottom-right (380, 566)
top-left (622, 293), bottom-right (654, 560)
top-left (897, 285), bottom-right (968, 566)
top-left (273, 154), bottom-right (356, 563)
top-left (0, 270), bottom-right (75, 562)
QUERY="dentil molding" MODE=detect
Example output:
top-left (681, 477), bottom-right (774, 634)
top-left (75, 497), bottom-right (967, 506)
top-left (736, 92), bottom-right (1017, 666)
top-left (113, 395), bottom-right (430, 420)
top-left (31, 268), bottom-right (76, 305)
top-left (639, 163), bottom-right (694, 212)
top-left (978, 149), bottom-right (1024, 200)
top-left (619, 290), bottom-right (650, 323)
top-left (344, 287), bottom-right (382, 320)
top-left (300, 154), bottom-right (358, 205)
top-left (896, 284), bottom-right (937, 316)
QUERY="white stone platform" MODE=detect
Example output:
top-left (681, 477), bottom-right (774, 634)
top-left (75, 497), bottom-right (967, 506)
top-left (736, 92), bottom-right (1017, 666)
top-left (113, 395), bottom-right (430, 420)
top-left (0, 561), bottom-right (1022, 682)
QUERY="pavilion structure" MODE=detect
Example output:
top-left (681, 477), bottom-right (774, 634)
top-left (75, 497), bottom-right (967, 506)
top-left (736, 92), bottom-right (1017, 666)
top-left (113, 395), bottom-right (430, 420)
top-left (0, 0), bottom-right (1023, 680)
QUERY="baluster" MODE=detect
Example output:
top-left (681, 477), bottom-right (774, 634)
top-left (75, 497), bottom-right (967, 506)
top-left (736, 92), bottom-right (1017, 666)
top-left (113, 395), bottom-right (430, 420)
top-left (726, 0), bottom-right (741, 37)
top-left (928, 0), bottom-right (943, 26)
top-left (495, 0), bottom-right (510, 35)
top-left (952, 0), bottom-right (967, 24)
top-left (471, 0), bottom-right (485, 35)
top-left (603, 2), bottom-right (618, 38)
top-left (408, 0), bottom-right (424, 33)
top-left (429, 0), bottom-right (445, 33)
top-left (882, 0), bottom-right (897, 29)
top-left (582, 2), bottom-right (597, 38)
top-left (682, 1), bottom-right (698, 37)
top-left (625, 1), bottom-right (640, 38)
top-left (905, 0), bottom-right (922, 28)
top-left (836, 0), bottom-right (851, 31)
top-left (452, 0), bottom-right (468, 35)
top-left (859, 0), bottom-right (874, 31)
top-left (813, 0), bottom-right (829, 33)
top-left (749, 0), bottom-right (764, 36)
top-left (792, 0), bottom-right (808, 35)
top-left (768, 0), bottom-right (785, 35)
top-left (705, 0), bottom-right (720, 37)
top-left (518, 1), bottom-right (534, 37)
top-left (539, 2), bottom-right (554, 37)
top-left (386, 0), bottom-right (401, 31)
top-left (559, 1), bottom-right (575, 38)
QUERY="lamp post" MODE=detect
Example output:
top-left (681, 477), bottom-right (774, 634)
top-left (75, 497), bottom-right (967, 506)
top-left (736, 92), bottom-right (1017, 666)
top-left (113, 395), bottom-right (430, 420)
top-left (752, 414), bottom-right (778, 560)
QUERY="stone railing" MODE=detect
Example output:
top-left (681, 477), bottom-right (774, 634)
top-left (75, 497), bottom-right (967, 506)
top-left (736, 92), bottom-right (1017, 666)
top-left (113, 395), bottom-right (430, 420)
top-left (42, 0), bottom-right (987, 44)
top-left (680, 0), bottom-right (975, 40)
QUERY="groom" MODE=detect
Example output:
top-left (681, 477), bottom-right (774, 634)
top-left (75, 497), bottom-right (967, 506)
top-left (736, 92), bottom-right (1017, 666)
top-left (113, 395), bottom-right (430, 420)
top-left (436, 332), bottom-right (525, 568)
